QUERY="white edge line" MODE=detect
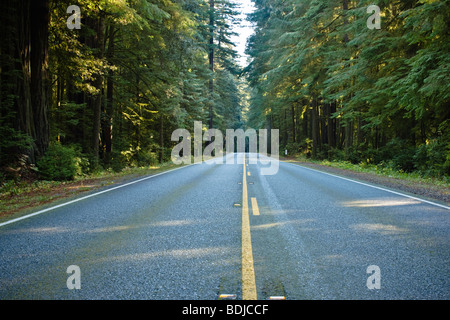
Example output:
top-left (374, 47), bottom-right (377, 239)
top-left (283, 161), bottom-right (450, 211)
top-left (0, 164), bottom-right (196, 228)
top-left (3, 157), bottom-right (447, 228)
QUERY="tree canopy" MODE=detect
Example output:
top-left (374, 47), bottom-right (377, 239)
top-left (0, 0), bottom-right (244, 180)
top-left (245, 0), bottom-right (449, 177)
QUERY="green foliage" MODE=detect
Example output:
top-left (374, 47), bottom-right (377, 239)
top-left (285, 142), bottom-right (304, 156)
top-left (375, 138), bottom-right (416, 173)
top-left (34, 0), bottom-right (244, 180)
top-left (0, 125), bottom-right (33, 167)
top-left (245, 0), bottom-right (450, 179)
top-left (37, 143), bottom-right (77, 181)
top-left (110, 150), bottom-right (127, 173)
top-left (0, 91), bottom-right (33, 168)
top-left (3, 0), bottom-right (448, 183)
top-left (414, 138), bottom-right (450, 177)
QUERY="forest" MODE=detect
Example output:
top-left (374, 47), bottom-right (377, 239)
top-left (0, 0), bottom-right (449, 184)
top-left (246, 0), bottom-right (450, 178)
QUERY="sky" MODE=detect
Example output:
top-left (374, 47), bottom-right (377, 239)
top-left (230, 0), bottom-right (256, 67)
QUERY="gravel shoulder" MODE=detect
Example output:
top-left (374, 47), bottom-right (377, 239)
top-left (0, 164), bottom-right (184, 221)
top-left (283, 158), bottom-right (450, 206)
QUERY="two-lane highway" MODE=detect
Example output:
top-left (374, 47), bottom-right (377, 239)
top-left (0, 154), bottom-right (448, 299)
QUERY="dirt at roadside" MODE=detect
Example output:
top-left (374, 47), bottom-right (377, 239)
top-left (0, 170), bottom-right (168, 218)
top-left (0, 177), bottom-right (116, 218)
top-left (284, 158), bottom-right (450, 206)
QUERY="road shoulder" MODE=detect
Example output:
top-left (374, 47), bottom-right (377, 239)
top-left (282, 158), bottom-right (450, 206)
top-left (0, 164), bottom-right (185, 223)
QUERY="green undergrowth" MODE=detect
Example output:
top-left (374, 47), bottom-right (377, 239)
top-left (292, 156), bottom-right (450, 188)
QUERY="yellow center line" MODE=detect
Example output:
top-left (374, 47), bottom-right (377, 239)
top-left (251, 197), bottom-right (260, 216)
top-left (242, 154), bottom-right (257, 300)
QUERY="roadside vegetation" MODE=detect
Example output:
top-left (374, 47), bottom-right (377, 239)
top-left (289, 154), bottom-right (449, 186)
top-left (0, 161), bottom-right (181, 218)
top-left (284, 135), bottom-right (450, 187)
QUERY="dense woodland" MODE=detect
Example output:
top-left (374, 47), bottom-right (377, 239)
top-left (0, 0), bottom-right (449, 183)
top-left (245, 0), bottom-right (450, 177)
top-left (1, 0), bottom-right (244, 180)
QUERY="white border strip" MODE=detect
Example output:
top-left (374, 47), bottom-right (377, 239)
top-left (0, 164), bottom-right (195, 228)
top-left (2, 157), bottom-right (447, 228)
top-left (284, 161), bottom-right (450, 210)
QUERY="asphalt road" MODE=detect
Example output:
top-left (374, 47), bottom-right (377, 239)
top-left (0, 154), bottom-right (448, 300)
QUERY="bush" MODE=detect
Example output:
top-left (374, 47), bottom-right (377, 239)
top-left (136, 150), bottom-right (158, 167)
top-left (74, 155), bottom-right (90, 176)
top-left (110, 150), bottom-right (127, 173)
top-left (414, 138), bottom-right (449, 177)
top-left (377, 138), bottom-right (416, 172)
top-left (344, 145), bottom-right (363, 164)
top-left (37, 143), bottom-right (77, 181)
top-left (285, 142), bottom-right (303, 156)
top-left (326, 147), bottom-right (346, 161)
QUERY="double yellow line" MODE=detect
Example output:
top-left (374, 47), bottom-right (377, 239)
top-left (241, 155), bottom-right (257, 300)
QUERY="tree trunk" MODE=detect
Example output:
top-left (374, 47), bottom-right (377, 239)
top-left (159, 115), bottom-right (164, 163)
top-left (291, 104), bottom-right (296, 143)
top-left (311, 97), bottom-right (319, 158)
top-left (0, 0), bottom-right (31, 163)
top-left (343, 0), bottom-right (349, 43)
top-left (85, 16), bottom-right (106, 164)
top-left (302, 105), bottom-right (308, 138)
top-left (345, 120), bottom-right (353, 154)
top-left (1, 0), bottom-right (50, 164)
top-left (356, 116), bottom-right (363, 146)
top-left (15, 0), bottom-right (34, 161)
top-left (329, 101), bottom-right (336, 148)
top-left (321, 104), bottom-right (327, 145)
top-left (283, 108), bottom-right (288, 146)
top-left (103, 24), bottom-right (115, 164)
top-left (30, 0), bottom-right (50, 159)
top-left (208, 0), bottom-right (215, 129)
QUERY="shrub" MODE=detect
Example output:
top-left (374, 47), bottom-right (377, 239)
top-left (377, 138), bottom-right (416, 172)
top-left (136, 150), bottom-right (158, 167)
top-left (37, 143), bottom-right (77, 181)
top-left (110, 151), bottom-right (126, 173)
top-left (344, 146), bottom-right (363, 164)
top-left (285, 142), bottom-right (303, 156)
top-left (392, 148), bottom-right (416, 173)
top-left (414, 138), bottom-right (449, 177)
top-left (74, 155), bottom-right (90, 176)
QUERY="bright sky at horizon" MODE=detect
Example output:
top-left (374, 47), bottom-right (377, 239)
top-left (231, 0), bottom-right (256, 67)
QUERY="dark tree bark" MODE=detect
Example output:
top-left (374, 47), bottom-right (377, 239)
top-left (0, 0), bottom-right (50, 164)
top-left (85, 16), bottom-right (106, 163)
top-left (30, 0), bottom-right (50, 159)
top-left (311, 97), bottom-right (319, 158)
top-left (291, 104), bottom-right (296, 143)
top-left (159, 115), bottom-right (164, 163)
top-left (208, 0), bottom-right (215, 129)
top-left (328, 101), bottom-right (337, 148)
top-left (102, 24), bottom-right (116, 164)
top-left (14, 0), bottom-right (34, 161)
